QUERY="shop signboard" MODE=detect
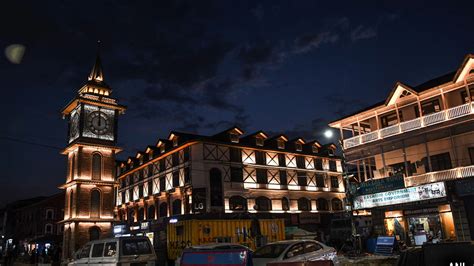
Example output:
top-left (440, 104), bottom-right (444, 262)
top-left (353, 182), bottom-right (446, 210)
top-left (354, 174), bottom-right (405, 196)
top-left (192, 188), bottom-right (207, 213)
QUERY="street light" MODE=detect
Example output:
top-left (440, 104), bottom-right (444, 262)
top-left (323, 129), bottom-right (333, 139)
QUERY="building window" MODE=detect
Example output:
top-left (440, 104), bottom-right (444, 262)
top-left (380, 112), bottom-right (399, 128)
top-left (230, 148), bottom-right (242, 162)
top-left (70, 154), bottom-right (75, 180)
top-left (415, 99), bottom-right (442, 117)
top-left (229, 196), bottom-right (247, 211)
top-left (69, 190), bottom-right (74, 217)
top-left (330, 176), bottom-right (339, 188)
top-left (295, 143), bottom-right (302, 151)
top-left (159, 202), bottom-right (168, 217)
top-left (296, 156), bottom-right (305, 168)
top-left (255, 197), bottom-right (272, 211)
top-left (172, 199), bottom-right (182, 215)
top-left (92, 153), bottom-right (102, 180)
top-left (230, 133), bottom-right (239, 143)
top-left (183, 147), bottom-right (190, 162)
top-left (317, 198), bottom-right (329, 211)
top-left (90, 190), bottom-right (101, 218)
top-left (256, 169), bottom-right (267, 184)
top-left (160, 145), bottom-right (165, 153)
top-left (138, 208), bottom-right (145, 221)
top-left (278, 154), bottom-right (286, 167)
top-left (45, 224), bottom-right (53, 234)
top-left (428, 152), bottom-right (452, 172)
top-left (256, 138), bottom-right (264, 146)
top-left (332, 198), bottom-right (343, 211)
top-left (46, 209), bottom-right (54, 220)
top-left (316, 174), bottom-right (325, 187)
top-left (312, 146), bottom-right (319, 153)
top-left (172, 171), bottom-right (180, 187)
top-left (277, 140), bottom-right (285, 149)
top-left (173, 137), bottom-right (178, 147)
top-left (184, 167), bottom-right (190, 184)
top-left (128, 209), bottom-right (135, 223)
top-left (297, 172), bottom-right (307, 186)
top-left (297, 198), bottom-right (311, 211)
top-left (209, 168), bottom-right (223, 207)
top-left (282, 197), bottom-right (289, 211)
top-left (314, 158), bottom-right (323, 170)
top-left (230, 167), bottom-right (243, 182)
top-left (172, 152), bottom-right (179, 166)
top-left (159, 177), bottom-right (166, 192)
top-left (255, 151), bottom-right (265, 165)
top-left (279, 170), bottom-right (287, 185)
top-left (329, 160), bottom-right (337, 172)
top-left (89, 226), bottom-right (101, 241)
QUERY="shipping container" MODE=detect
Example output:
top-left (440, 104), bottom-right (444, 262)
top-left (167, 218), bottom-right (285, 260)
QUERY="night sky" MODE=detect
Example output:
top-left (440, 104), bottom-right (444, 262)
top-left (1, 0), bottom-right (474, 205)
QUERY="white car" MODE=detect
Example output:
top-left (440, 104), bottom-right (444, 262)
top-left (252, 240), bottom-right (337, 266)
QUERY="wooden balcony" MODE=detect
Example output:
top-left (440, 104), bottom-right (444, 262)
top-left (404, 165), bottom-right (474, 187)
top-left (343, 102), bottom-right (474, 149)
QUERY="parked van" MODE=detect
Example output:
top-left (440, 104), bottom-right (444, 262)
top-left (69, 236), bottom-right (156, 265)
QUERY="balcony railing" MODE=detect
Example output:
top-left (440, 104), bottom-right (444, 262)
top-left (404, 165), bottom-right (474, 187)
top-left (343, 102), bottom-right (474, 149)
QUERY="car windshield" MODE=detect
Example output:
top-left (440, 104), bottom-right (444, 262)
top-left (253, 244), bottom-right (289, 258)
top-left (121, 239), bottom-right (152, 256)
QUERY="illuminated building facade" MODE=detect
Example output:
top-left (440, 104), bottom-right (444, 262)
top-left (60, 54), bottom-right (126, 261)
top-left (329, 54), bottom-right (474, 245)
top-left (115, 128), bottom-right (345, 234)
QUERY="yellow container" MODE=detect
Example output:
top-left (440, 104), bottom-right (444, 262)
top-left (167, 218), bottom-right (285, 260)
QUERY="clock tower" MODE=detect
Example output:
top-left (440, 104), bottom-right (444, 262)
top-left (60, 52), bottom-right (126, 261)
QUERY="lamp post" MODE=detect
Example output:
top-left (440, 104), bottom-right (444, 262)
top-left (324, 129), bottom-right (360, 255)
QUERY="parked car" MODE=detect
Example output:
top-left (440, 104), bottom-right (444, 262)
top-left (178, 243), bottom-right (253, 266)
top-left (252, 240), bottom-right (337, 266)
top-left (68, 236), bottom-right (156, 265)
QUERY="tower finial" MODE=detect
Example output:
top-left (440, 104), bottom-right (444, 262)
top-left (88, 41), bottom-right (104, 82)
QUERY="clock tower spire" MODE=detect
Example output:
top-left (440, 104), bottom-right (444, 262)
top-left (60, 48), bottom-right (126, 262)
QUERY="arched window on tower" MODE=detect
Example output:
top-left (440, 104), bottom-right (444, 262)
top-left (92, 153), bottom-right (102, 180)
top-left (70, 154), bottom-right (75, 181)
top-left (90, 190), bottom-right (101, 218)
top-left (69, 190), bottom-right (74, 218)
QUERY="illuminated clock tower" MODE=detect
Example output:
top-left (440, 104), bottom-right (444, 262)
top-left (60, 52), bottom-right (126, 261)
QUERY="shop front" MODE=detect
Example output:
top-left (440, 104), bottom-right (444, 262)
top-left (353, 181), bottom-right (458, 246)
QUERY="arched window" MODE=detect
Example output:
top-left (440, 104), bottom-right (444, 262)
top-left (209, 168), bottom-right (223, 207)
top-left (281, 197), bottom-right (289, 211)
top-left (229, 196), bottom-right (247, 211)
top-left (332, 198), bottom-right (343, 211)
top-left (70, 154), bottom-right (75, 181)
top-left (92, 153), bottom-right (102, 180)
top-left (46, 209), bottom-right (54, 220)
top-left (69, 190), bottom-right (74, 218)
top-left (172, 199), bottom-right (182, 215)
top-left (317, 198), bottom-right (329, 211)
top-left (45, 224), bottom-right (53, 234)
top-left (159, 202), bottom-right (168, 217)
top-left (255, 197), bottom-right (272, 211)
top-left (89, 226), bottom-right (101, 241)
top-left (138, 208), bottom-right (145, 221)
top-left (297, 198), bottom-right (311, 211)
top-left (90, 190), bottom-right (101, 218)
top-left (147, 205), bottom-right (156, 220)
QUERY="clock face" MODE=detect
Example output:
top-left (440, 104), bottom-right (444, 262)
top-left (70, 113), bottom-right (79, 139)
top-left (87, 111), bottom-right (110, 135)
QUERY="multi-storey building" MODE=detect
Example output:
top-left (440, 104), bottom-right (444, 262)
top-left (329, 54), bottom-right (474, 246)
top-left (115, 128), bottom-right (345, 238)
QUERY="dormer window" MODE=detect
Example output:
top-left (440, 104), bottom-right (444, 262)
top-left (173, 137), bottom-right (178, 147)
top-left (256, 138), bottom-right (264, 146)
top-left (312, 146), bottom-right (319, 153)
top-left (277, 140), bottom-right (285, 149)
top-left (328, 149), bottom-right (335, 156)
top-left (295, 143), bottom-right (302, 151)
top-left (160, 145), bottom-right (165, 153)
top-left (149, 151), bottom-right (154, 159)
top-left (230, 133), bottom-right (239, 143)
top-left (139, 157), bottom-right (143, 165)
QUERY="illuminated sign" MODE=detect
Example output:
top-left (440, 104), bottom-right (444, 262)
top-left (353, 182), bottom-right (446, 210)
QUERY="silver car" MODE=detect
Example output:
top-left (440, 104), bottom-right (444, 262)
top-left (252, 240), bottom-right (337, 266)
